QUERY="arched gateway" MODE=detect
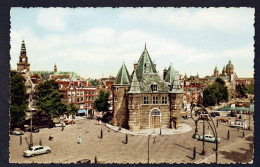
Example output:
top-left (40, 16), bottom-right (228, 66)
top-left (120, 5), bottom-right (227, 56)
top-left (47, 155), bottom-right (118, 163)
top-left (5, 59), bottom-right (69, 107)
top-left (149, 108), bottom-right (161, 128)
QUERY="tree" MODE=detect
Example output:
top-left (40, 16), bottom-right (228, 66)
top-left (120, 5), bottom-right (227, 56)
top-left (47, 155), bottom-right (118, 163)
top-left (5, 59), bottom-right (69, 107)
top-left (203, 78), bottom-right (228, 107)
top-left (35, 80), bottom-right (67, 120)
top-left (236, 84), bottom-right (247, 97)
top-left (245, 84), bottom-right (254, 94)
top-left (66, 103), bottom-right (79, 119)
top-left (94, 90), bottom-right (109, 112)
top-left (89, 79), bottom-right (100, 87)
top-left (10, 70), bottom-right (27, 128)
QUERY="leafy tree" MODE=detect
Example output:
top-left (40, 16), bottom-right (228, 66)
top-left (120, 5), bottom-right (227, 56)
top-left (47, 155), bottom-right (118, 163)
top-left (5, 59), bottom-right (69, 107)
top-left (66, 103), bottom-right (79, 119)
top-left (203, 78), bottom-right (228, 107)
top-left (10, 70), bottom-right (27, 128)
top-left (236, 84), bottom-right (247, 97)
top-left (245, 84), bottom-right (254, 95)
top-left (89, 79), bottom-right (100, 87)
top-left (94, 90), bottom-right (109, 112)
top-left (35, 80), bottom-right (67, 120)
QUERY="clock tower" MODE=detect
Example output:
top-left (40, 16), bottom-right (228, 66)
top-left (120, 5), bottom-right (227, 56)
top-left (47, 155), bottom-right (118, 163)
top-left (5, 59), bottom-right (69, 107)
top-left (17, 40), bottom-right (30, 73)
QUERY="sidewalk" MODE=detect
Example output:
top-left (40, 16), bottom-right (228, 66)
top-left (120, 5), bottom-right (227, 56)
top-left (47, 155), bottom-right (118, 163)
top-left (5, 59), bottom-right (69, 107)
top-left (195, 132), bottom-right (254, 164)
top-left (105, 123), bottom-right (192, 136)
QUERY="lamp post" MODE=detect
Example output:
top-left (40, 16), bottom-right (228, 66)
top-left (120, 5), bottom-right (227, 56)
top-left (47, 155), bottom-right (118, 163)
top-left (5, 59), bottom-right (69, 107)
top-left (29, 86), bottom-right (33, 148)
top-left (191, 104), bottom-right (219, 163)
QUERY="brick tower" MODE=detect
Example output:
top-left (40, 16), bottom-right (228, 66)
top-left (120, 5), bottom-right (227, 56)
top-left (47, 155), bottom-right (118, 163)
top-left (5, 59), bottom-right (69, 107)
top-left (17, 40), bottom-right (30, 73)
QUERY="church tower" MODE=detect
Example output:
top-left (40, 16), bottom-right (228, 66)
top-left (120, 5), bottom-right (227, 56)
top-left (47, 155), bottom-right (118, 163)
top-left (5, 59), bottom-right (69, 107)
top-left (17, 40), bottom-right (30, 73)
top-left (213, 66), bottom-right (219, 77)
top-left (54, 63), bottom-right (57, 72)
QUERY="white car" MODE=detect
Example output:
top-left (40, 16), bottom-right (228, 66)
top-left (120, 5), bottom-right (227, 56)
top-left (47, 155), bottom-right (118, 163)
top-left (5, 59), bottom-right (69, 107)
top-left (24, 145), bottom-right (51, 157)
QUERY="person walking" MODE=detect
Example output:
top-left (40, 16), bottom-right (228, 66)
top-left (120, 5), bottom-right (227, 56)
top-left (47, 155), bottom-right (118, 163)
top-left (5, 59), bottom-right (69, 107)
top-left (49, 134), bottom-right (52, 141)
top-left (51, 134), bottom-right (54, 141)
top-left (78, 136), bottom-right (82, 144)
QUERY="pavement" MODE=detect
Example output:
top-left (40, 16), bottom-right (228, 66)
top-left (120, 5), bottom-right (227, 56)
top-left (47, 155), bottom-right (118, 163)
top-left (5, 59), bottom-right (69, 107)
top-left (106, 123), bottom-right (192, 136)
top-left (195, 132), bottom-right (254, 164)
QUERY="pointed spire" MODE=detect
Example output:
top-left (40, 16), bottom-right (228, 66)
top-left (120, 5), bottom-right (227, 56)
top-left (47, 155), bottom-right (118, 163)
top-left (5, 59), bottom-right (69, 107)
top-left (114, 63), bottom-right (131, 85)
top-left (164, 64), bottom-right (176, 84)
top-left (145, 42), bottom-right (146, 49)
top-left (21, 40), bottom-right (26, 51)
top-left (128, 70), bottom-right (141, 93)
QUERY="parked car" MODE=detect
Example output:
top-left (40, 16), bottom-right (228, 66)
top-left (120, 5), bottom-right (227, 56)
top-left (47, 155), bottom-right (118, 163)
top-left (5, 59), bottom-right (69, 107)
top-left (24, 145), bottom-right (51, 157)
top-left (55, 122), bottom-right (66, 127)
top-left (210, 113), bottom-right (216, 117)
top-left (198, 134), bottom-right (220, 143)
top-left (212, 112), bottom-right (220, 116)
top-left (10, 128), bottom-right (24, 135)
top-left (24, 126), bottom-right (40, 133)
top-left (218, 118), bottom-right (228, 123)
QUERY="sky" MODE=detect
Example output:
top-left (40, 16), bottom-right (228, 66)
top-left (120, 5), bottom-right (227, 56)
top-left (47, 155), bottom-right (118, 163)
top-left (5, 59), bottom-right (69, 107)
top-left (10, 8), bottom-right (255, 79)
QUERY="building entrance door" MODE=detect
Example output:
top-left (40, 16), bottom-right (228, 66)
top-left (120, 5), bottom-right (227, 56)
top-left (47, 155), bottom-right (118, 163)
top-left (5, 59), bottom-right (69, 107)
top-left (150, 109), bottom-right (161, 128)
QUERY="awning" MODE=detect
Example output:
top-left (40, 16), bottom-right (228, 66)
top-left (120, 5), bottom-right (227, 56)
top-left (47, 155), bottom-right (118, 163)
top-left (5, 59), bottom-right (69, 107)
top-left (78, 110), bottom-right (86, 114)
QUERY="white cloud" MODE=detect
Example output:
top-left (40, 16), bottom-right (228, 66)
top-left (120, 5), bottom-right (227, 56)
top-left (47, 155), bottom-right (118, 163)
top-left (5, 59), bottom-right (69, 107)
top-left (36, 8), bottom-right (68, 31)
top-left (224, 45), bottom-right (254, 58)
top-left (120, 8), bottom-right (254, 34)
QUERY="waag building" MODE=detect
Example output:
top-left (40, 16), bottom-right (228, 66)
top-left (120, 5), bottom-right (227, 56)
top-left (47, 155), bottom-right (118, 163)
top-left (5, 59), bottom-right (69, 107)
top-left (112, 45), bottom-right (183, 131)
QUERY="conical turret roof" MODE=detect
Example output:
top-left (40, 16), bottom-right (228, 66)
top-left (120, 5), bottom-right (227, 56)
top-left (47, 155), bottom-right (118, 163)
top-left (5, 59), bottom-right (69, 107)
top-left (128, 70), bottom-right (141, 93)
top-left (114, 62), bottom-right (131, 85)
top-left (164, 64), bottom-right (176, 84)
top-left (135, 44), bottom-right (157, 81)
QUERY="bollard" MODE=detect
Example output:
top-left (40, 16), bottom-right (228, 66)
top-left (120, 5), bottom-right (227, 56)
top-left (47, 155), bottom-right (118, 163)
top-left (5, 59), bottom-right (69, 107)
top-left (20, 136), bottom-right (22, 146)
top-left (100, 129), bottom-right (103, 138)
top-left (193, 147), bottom-right (196, 160)
top-left (94, 156), bottom-right (97, 164)
top-left (243, 132), bottom-right (245, 138)
top-left (39, 139), bottom-right (42, 146)
top-left (227, 130), bottom-right (230, 140)
top-left (125, 134), bottom-right (128, 144)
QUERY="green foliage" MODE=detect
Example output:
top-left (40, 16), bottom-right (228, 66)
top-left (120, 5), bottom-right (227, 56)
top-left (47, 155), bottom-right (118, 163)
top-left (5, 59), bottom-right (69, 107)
top-left (89, 79), bottom-right (100, 87)
top-left (245, 84), bottom-right (254, 94)
top-left (94, 90), bottom-right (109, 112)
top-left (236, 84), bottom-right (254, 97)
top-left (10, 70), bottom-right (27, 127)
top-left (66, 103), bottom-right (79, 118)
top-left (203, 77), bottom-right (228, 107)
top-left (35, 80), bottom-right (66, 119)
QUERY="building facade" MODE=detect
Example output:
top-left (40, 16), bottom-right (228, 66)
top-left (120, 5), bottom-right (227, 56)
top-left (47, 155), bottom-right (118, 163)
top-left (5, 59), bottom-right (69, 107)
top-left (112, 45), bottom-right (183, 131)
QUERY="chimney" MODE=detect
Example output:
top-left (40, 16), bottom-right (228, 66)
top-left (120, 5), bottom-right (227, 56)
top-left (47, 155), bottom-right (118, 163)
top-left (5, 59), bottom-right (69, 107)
top-left (134, 63), bottom-right (138, 70)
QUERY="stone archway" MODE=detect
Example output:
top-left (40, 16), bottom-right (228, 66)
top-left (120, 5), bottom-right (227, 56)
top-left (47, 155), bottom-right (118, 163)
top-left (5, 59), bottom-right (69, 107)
top-left (149, 108), bottom-right (161, 128)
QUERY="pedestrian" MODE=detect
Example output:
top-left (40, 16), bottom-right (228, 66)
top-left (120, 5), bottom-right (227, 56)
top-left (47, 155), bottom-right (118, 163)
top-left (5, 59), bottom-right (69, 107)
top-left (51, 134), bottom-right (54, 141)
top-left (61, 123), bottom-right (64, 131)
top-left (228, 118), bottom-right (231, 125)
top-left (49, 134), bottom-right (51, 141)
top-left (99, 119), bottom-right (101, 125)
top-left (78, 136), bottom-right (82, 144)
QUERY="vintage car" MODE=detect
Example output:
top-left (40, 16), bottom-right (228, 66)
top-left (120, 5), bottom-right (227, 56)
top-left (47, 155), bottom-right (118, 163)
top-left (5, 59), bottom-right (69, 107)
top-left (24, 126), bottom-right (40, 133)
top-left (198, 134), bottom-right (220, 143)
top-left (24, 145), bottom-right (51, 157)
top-left (218, 118), bottom-right (228, 123)
top-left (10, 128), bottom-right (24, 135)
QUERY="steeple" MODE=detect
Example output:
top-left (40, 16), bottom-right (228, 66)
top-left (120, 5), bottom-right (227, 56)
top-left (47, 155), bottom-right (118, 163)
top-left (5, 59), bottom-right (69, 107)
top-left (135, 44), bottom-right (157, 81)
top-left (128, 70), bottom-right (141, 93)
top-left (54, 63), bottom-right (57, 72)
top-left (114, 62), bottom-right (131, 85)
top-left (21, 40), bottom-right (26, 51)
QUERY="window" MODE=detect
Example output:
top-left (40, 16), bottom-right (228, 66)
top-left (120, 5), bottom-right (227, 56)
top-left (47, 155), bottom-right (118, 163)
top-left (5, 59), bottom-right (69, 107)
top-left (81, 91), bottom-right (84, 96)
top-left (77, 92), bottom-right (80, 96)
top-left (79, 83), bottom-right (82, 87)
top-left (115, 96), bottom-right (118, 102)
top-left (93, 91), bottom-right (95, 95)
top-left (151, 109), bottom-right (160, 116)
top-left (162, 96), bottom-right (167, 104)
top-left (153, 96), bottom-right (158, 104)
top-left (89, 103), bottom-right (91, 107)
top-left (81, 97), bottom-right (84, 102)
top-left (86, 97), bottom-right (88, 101)
top-left (77, 97), bottom-right (80, 103)
top-left (86, 91), bottom-right (88, 95)
top-left (151, 84), bottom-right (158, 92)
top-left (144, 96), bottom-right (149, 104)
top-left (86, 103), bottom-right (88, 107)
top-left (116, 87), bottom-right (119, 91)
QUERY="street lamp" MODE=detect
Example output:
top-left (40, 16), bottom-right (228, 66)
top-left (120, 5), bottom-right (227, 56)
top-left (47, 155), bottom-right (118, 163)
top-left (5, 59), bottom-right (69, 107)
top-left (191, 104), bottom-right (219, 163)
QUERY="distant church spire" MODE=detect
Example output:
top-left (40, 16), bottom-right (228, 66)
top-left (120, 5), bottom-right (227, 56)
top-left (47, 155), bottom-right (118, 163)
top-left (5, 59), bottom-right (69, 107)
top-left (54, 63), bottom-right (57, 72)
top-left (21, 40), bottom-right (26, 51)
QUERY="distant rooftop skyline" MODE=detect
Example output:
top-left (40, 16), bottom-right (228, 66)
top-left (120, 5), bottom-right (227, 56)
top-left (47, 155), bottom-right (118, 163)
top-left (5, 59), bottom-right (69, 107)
top-left (10, 8), bottom-right (254, 79)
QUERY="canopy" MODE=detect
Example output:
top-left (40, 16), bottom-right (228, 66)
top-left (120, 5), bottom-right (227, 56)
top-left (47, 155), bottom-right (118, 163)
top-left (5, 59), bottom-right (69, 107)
top-left (78, 110), bottom-right (86, 114)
